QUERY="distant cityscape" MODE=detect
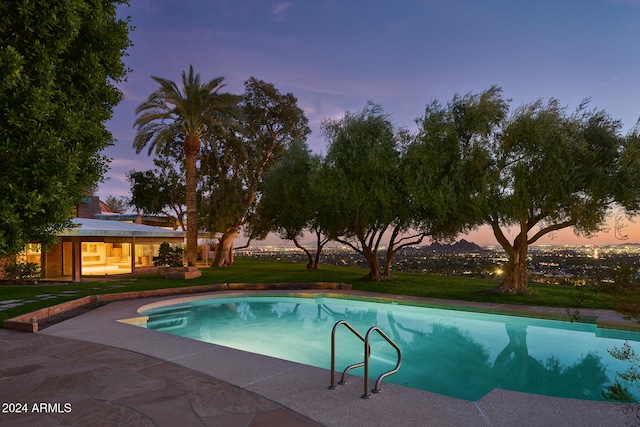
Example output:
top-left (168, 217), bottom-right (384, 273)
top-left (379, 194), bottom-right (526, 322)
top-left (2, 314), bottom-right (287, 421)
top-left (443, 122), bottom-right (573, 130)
top-left (238, 240), bottom-right (640, 285)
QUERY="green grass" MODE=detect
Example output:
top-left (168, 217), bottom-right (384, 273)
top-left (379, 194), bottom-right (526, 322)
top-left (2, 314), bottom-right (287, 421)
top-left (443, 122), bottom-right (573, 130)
top-left (0, 258), bottom-right (616, 324)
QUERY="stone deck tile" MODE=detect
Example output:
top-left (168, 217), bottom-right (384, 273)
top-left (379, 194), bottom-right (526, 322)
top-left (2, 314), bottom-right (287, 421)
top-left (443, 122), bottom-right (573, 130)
top-left (250, 408), bottom-right (324, 427)
top-left (0, 330), bottom-right (319, 427)
top-left (139, 362), bottom-right (278, 417)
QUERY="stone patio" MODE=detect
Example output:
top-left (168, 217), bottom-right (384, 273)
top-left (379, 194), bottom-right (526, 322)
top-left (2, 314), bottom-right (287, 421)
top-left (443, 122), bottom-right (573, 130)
top-left (0, 330), bottom-right (318, 426)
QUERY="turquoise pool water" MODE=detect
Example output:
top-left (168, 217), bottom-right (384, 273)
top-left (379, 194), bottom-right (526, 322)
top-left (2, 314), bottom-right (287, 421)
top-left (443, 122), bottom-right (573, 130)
top-left (139, 294), bottom-right (640, 401)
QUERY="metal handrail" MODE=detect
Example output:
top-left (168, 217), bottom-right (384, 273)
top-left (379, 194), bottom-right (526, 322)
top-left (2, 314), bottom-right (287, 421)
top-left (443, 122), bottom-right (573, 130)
top-left (328, 320), bottom-right (402, 399)
top-left (328, 320), bottom-right (369, 389)
top-left (362, 326), bottom-right (402, 399)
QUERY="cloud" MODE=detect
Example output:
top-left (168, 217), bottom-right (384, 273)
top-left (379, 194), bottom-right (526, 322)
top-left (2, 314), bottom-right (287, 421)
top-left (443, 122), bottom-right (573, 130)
top-left (273, 2), bottom-right (293, 20)
top-left (599, 73), bottom-right (629, 88)
top-left (108, 157), bottom-right (154, 172)
top-left (288, 82), bottom-right (353, 97)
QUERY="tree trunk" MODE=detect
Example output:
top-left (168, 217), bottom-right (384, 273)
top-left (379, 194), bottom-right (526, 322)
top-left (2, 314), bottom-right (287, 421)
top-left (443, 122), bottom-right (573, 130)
top-left (311, 229), bottom-right (328, 270)
top-left (292, 238), bottom-right (317, 270)
top-left (382, 227), bottom-right (425, 279)
top-left (493, 324), bottom-right (530, 387)
top-left (312, 241), bottom-right (324, 270)
top-left (382, 263), bottom-right (393, 278)
top-left (313, 250), bottom-right (322, 270)
top-left (383, 227), bottom-right (399, 278)
top-left (184, 136), bottom-right (200, 267)
top-left (228, 242), bottom-right (235, 265)
top-left (496, 241), bottom-right (530, 293)
top-left (213, 229), bottom-right (237, 267)
top-left (362, 245), bottom-right (387, 281)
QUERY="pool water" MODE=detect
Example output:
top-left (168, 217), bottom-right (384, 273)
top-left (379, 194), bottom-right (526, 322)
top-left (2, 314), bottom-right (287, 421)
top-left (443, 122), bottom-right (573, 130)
top-left (139, 294), bottom-right (640, 401)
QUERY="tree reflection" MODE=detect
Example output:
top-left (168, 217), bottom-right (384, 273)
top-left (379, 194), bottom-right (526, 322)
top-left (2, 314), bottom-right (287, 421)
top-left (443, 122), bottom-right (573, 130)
top-left (386, 311), bottom-right (609, 400)
top-left (492, 323), bottom-right (608, 400)
top-left (147, 301), bottom-right (611, 401)
top-left (385, 312), bottom-right (493, 400)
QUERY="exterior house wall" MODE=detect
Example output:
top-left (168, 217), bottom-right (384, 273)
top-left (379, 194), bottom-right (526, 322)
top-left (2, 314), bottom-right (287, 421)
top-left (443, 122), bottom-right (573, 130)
top-left (76, 196), bottom-right (102, 219)
top-left (43, 243), bottom-right (63, 278)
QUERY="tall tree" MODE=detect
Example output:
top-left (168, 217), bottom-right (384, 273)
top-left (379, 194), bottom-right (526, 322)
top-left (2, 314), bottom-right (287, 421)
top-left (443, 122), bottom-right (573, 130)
top-left (405, 86), bottom-right (508, 263)
top-left (200, 78), bottom-right (310, 266)
top-left (378, 127), bottom-right (430, 277)
top-left (250, 140), bottom-right (329, 269)
top-left (133, 66), bottom-right (241, 266)
top-left (422, 88), bottom-right (640, 293)
top-left (317, 102), bottom-right (405, 281)
top-left (487, 99), bottom-right (640, 293)
top-left (0, 0), bottom-right (131, 257)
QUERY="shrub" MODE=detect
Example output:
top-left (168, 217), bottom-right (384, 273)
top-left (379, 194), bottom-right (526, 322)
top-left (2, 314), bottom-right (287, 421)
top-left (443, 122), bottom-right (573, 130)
top-left (153, 242), bottom-right (184, 267)
top-left (3, 260), bottom-right (41, 284)
top-left (603, 341), bottom-right (640, 421)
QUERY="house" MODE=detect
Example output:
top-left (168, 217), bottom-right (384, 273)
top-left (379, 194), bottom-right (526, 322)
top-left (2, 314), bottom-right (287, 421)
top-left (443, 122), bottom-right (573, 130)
top-left (7, 197), bottom-right (185, 282)
top-left (44, 218), bottom-right (185, 282)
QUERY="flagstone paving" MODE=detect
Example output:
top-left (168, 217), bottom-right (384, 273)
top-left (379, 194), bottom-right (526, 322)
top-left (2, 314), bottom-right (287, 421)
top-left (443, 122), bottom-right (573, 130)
top-left (0, 330), bottom-right (319, 426)
top-left (0, 301), bottom-right (22, 310)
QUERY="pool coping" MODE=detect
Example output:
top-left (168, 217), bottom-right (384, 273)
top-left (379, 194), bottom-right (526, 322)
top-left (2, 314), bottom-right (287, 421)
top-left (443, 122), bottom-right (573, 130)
top-left (36, 288), bottom-right (638, 427)
top-left (2, 282), bottom-right (351, 332)
top-left (122, 288), bottom-right (640, 334)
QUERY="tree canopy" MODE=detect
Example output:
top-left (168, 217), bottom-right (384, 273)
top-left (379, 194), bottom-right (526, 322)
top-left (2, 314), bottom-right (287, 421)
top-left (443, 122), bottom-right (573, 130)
top-left (250, 139), bottom-right (328, 269)
top-left (419, 88), bottom-right (640, 292)
top-left (103, 195), bottom-right (129, 214)
top-left (406, 86), bottom-right (508, 240)
top-left (317, 102), bottom-right (404, 280)
top-left (199, 78), bottom-right (310, 266)
top-left (127, 156), bottom-right (186, 230)
top-left (0, 0), bottom-right (132, 257)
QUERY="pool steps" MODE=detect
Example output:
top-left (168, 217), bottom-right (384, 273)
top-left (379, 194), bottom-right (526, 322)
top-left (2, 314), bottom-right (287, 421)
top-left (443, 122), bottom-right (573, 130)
top-left (328, 320), bottom-right (402, 399)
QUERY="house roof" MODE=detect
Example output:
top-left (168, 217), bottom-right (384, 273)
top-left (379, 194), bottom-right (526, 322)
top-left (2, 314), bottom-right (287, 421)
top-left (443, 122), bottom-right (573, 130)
top-left (93, 213), bottom-right (177, 228)
top-left (59, 218), bottom-right (185, 239)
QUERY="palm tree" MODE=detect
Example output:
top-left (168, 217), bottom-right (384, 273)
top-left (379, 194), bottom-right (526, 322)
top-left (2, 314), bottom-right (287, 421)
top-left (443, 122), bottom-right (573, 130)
top-left (133, 65), bottom-right (241, 267)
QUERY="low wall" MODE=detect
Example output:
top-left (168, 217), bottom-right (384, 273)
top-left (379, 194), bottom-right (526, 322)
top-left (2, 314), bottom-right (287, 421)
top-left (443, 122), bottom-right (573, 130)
top-left (2, 282), bottom-right (352, 333)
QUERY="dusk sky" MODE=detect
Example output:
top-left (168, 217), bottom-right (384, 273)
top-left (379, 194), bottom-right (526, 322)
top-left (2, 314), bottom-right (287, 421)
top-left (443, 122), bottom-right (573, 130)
top-left (101, 0), bottom-right (640, 245)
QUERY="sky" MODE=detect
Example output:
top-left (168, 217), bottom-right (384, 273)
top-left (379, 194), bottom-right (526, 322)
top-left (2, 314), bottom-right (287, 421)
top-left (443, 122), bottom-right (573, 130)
top-left (100, 0), bottom-right (640, 245)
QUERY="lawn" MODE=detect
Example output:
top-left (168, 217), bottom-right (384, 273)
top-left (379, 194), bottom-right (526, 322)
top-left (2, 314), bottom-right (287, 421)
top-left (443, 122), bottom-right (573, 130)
top-left (0, 258), bottom-right (617, 325)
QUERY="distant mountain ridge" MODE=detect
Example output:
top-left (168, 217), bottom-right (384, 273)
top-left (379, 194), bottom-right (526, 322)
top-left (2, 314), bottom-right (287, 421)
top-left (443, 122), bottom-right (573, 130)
top-left (420, 239), bottom-right (485, 253)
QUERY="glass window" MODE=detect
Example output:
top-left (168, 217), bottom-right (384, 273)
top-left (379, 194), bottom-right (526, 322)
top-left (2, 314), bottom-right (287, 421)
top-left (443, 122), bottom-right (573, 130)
top-left (135, 243), bottom-right (161, 267)
top-left (82, 242), bottom-right (132, 275)
top-left (18, 243), bottom-right (41, 266)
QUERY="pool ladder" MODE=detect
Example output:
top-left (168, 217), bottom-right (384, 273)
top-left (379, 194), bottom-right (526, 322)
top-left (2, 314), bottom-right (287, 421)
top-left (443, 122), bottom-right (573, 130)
top-left (328, 320), bottom-right (402, 399)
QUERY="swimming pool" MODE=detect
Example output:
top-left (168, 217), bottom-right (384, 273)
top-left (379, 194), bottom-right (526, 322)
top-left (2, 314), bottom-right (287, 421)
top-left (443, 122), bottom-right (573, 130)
top-left (136, 293), bottom-right (640, 401)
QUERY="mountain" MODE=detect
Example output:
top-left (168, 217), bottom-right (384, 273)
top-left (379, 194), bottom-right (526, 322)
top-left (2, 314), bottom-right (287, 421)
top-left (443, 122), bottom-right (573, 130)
top-left (420, 239), bottom-right (485, 253)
